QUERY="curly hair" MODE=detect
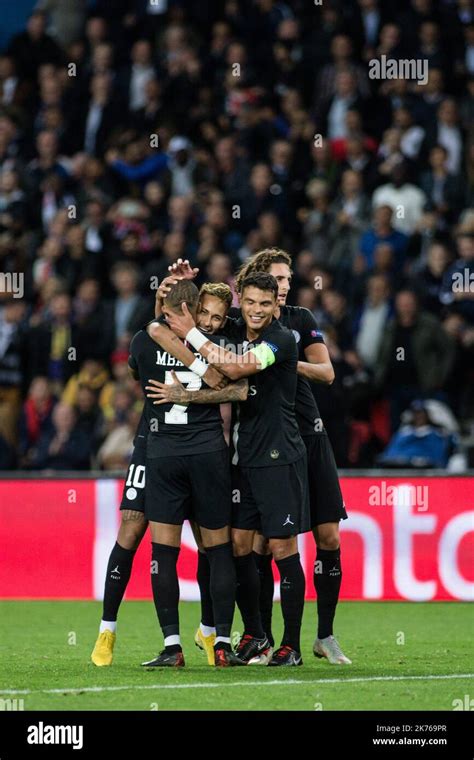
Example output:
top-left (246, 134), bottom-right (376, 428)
top-left (235, 248), bottom-right (292, 293)
top-left (199, 282), bottom-right (233, 311)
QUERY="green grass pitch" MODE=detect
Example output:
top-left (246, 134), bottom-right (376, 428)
top-left (0, 601), bottom-right (472, 711)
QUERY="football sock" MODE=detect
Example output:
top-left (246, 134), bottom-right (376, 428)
top-left (101, 542), bottom-right (136, 623)
top-left (200, 624), bottom-right (216, 637)
top-left (254, 551), bottom-right (275, 647)
top-left (206, 542), bottom-right (236, 639)
top-left (196, 549), bottom-right (215, 629)
top-left (235, 552), bottom-right (265, 639)
top-left (164, 634), bottom-right (181, 653)
top-left (99, 620), bottom-right (116, 634)
top-left (275, 553), bottom-right (305, 652)
top-left (314, 547), bottom-right (342, 639)
top-left (214, 637), bottom-right (231, 651)
top-left (150, 542), bottom-right (180, 640)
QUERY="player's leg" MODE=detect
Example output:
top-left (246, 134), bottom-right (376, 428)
top-left (232, 527), bottom-right (271, 663)
top-left (305, 434), bottom-right (351, 664)
top-left (190, 520), bottom-right (216, 664)
top-left (99, 510), bottom-right (147, 628)
top-left (313, 520), bottom-right (342, 636)
top-left (267, 534), bottom-right (305, 665)
top-left (199, 525), bottom-right (242, 666)
top-left (142, 455), bottom-right (188, 668)
top-left (252, 532), bottom-right (274, 647)
top-left (254, 456), bottom-right (310, 666)
top-left (91, 449), bottom-right (147, 666)
top-left (192, 449), bottom-right (242, 666)
top-left (231, 465), bottom-right (271, 664)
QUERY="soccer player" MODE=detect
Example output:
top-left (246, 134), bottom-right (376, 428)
top-left (90, 277), bottom-right (236, 667)
top-left (152, 275), bottom-right (235, 664)
top-left (235, 248), bottom-right (351, 665)
top-left (164, 272), bottom-right (311, 666)
top-left (135, 279), bottom-right (247, 667)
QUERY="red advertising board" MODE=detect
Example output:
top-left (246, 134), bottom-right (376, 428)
top-left (1, 477), bottom-right (472, 601)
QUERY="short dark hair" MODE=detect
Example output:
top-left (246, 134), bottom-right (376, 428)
top-left (164, 279), bottom-right (199, 311)
top-left (240, 272), bottom-right (278, 299)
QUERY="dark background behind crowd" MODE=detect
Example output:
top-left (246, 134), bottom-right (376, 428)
top-left (0, 0), bottom-right (473, 471)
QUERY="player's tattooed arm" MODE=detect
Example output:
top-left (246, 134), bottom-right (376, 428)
top-left (145, 371), bottom-right (248, 404)
top-left (297, 343), bottom-right (335, 385)
top-left (146, 321), bottom-right (228, 389)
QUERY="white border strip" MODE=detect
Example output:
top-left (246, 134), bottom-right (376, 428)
top-left (1, 673), bottom-right (473, 695)
top-left (93, 480), bottom-right (120, 600)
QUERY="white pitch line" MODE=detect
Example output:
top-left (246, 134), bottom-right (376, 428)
top-left (1, 673), bottom-right (473, 696)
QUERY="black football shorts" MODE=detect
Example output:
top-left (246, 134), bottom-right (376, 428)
top-left (231, 454), bottom-right (311, 537)
top-left (145, 448), bottom-right (231, 529)
top-left (303, 434), bottom-right (347, 527)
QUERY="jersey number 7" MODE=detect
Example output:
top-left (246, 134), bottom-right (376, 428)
top-left (164, 370), bottom-right (202, 424)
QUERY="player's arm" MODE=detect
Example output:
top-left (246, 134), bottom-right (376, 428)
top-left (146, 321), bottom-right (228, 389)
top-left (295, 309), bottom-right (335, 384)
top-left (190, 334), bottom-right (268, 380)
top-left (163, 302), bottom-right (272, 380)
top-left (196, 338), bottom-right (266, 380)
top-left (145, 371), bottom-right (248, 404)
top-left (128, 354), bottom-right (139, 380)
top-left (298, 343), bottom-right (335, 385)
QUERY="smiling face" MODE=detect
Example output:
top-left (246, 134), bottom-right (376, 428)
top-left (197, 294), bottom-right (228, 334)
top-left (240, 286), bottom-right (276, 335)
top-left (268, 262), bottom-right (292, 306)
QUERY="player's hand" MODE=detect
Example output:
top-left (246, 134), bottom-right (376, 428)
top-left (168, 258), bottom-right (199, 280)
top-left (145, 372), bottom-right (187, 404)
top-left (156, 275), bottom-right (182, 301)
top-left (203, 365), bottom-right (229, 390)
top-left (166, 301), bottom-right (196, 338)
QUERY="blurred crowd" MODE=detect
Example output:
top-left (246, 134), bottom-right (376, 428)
top-left (0, 0), bottom-right (473, 470)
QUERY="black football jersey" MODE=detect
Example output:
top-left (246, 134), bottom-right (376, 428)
top-left (129, 324), bottom-right (226, 458)
top-left (226, 318), bottom-right (306, 468)
top-left (227, 306), bottom-right (326, 437)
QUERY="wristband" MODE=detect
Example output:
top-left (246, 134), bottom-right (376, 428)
top-left (186, 327), bottom-right (208, 352)
top-left (189, 358), bottom-right (207, 378)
